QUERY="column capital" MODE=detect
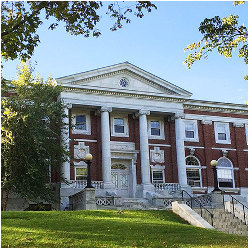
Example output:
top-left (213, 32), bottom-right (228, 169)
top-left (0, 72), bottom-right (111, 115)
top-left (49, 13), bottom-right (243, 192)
top-left (64, 103), bottom-right (72, 109)
top-left (174, 112), bottom-right (185, 119)
top-left (100, 106), bottom-right (112, 113)
top-left (201, 119), bottom-right (212, 125)
top-left (136, 109), bottom-right (150, 117)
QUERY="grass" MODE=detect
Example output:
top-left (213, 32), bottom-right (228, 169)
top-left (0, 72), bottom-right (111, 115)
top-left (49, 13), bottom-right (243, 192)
top-left (1, 210), bottom-right (248, 248)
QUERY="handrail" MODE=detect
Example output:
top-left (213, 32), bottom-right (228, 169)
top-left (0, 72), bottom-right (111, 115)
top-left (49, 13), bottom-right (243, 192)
top-left (181, 190), bottom-right (214, 226)
top-left (225, 194), bottom-right (248, 225)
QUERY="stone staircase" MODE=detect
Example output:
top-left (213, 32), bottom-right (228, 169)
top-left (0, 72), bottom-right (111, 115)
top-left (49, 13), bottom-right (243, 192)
top-left (194, 208), bottom-right (248, 236)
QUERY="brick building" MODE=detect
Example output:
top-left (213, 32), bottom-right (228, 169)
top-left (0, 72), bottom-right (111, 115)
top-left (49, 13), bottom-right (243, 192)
top-left (57, 62), bottom-right (248, 210)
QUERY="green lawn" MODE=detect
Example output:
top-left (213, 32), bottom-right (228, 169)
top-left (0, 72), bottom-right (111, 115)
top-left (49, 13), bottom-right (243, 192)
top-left (1, 210), bottom-right (248, 248)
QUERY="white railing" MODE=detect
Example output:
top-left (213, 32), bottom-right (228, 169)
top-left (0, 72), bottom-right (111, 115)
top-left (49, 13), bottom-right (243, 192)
top-left (153, 183), bottom-right (181, 192)
top-left (71, 180), bottom-right (103, 189)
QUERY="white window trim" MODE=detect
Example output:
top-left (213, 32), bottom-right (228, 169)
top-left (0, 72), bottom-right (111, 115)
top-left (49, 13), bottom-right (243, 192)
top-left (72, 110), bottom-right (91, 135)
top-left (185, 155), bottom-right (202, 188)
top-left (148, 116), bottom-right (165, 140)
top-left (217, 157), bottom-right (235, 188)
top-left (214, 122), bottom-right (231, 144)
top-left (74, 161), bottom-right (87, 180)
top-left (111, 114), bottom-right (129, 137)
top-left (151, 165), bottom-right (165, 183)
top-left (184, 120), bottom-right (199, 142)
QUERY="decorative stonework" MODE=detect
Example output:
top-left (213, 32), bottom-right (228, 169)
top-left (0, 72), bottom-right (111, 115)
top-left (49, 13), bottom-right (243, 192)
top-left (101, 106), bottom-right (112, 113)
top-left (222, 149), bottom-right (228, 157)
top-left (110, 141), bottom-right (135, 151)
top-left (201, 120), bottom-right (212, 125)
top-left (74, 142), bottom-right (90, 159)
top-left (187, 147), bottom-right (195, 155)
top-left (150, 147), bottom-right (165, 163)
top-left (233, 122), bottom-right (244, 128)
top-left (174, 112), bottom-right (185, 119)
top-left (138, 109), bottom-right (150, 116)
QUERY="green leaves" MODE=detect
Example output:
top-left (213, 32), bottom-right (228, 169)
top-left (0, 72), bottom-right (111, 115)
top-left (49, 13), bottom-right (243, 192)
top-left (1, 1), bottom-right (156, 61)
top-left (184, 2), bottom-right (248, 80)
top-left (1, 62), bottom-right (67, 203)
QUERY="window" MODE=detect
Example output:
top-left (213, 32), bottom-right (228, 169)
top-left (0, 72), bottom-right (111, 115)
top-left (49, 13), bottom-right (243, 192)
top-left (217, 157), bottom-right (234, 188)
top-left (214, 122), bottom-right (231, 144)
top-left (148, 117), bottom-right (165, 139)
top-left (151, 121), bottom-right (160, 136)
top-left (72, 111), bottom-right (91, 135)
top-left (114, 118), bottom-right (125, 133)
top-left (75, 167), bottom-right (87, 180)
top-left (111, 114), bottom-right (129, 137)
top-left (152, 171), bottom-right (164, 183)
top-left (185, 156), bottom-right (202, 187)
top-left (184, 120), bottom-right (198, 142)
top-left (75, 115), bottom-right (86, 130)
top-left (151, 165), bottom-right (165, 183)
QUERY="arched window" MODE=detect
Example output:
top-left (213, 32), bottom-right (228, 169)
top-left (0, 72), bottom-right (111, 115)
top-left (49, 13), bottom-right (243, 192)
top-left (217, 157), bottom-right (234, 188)
top-left (185, 156), bottom-right (202, 187)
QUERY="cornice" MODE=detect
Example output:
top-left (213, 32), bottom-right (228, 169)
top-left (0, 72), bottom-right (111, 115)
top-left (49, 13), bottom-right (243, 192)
top-left (63, 86), bottom-right (186, 103)
top-left (183, 104), bottom-right (247, 115)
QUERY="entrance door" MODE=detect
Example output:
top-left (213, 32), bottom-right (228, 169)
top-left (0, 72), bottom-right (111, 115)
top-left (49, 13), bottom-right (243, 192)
top-left (111, 164), bottom-right (130, 197)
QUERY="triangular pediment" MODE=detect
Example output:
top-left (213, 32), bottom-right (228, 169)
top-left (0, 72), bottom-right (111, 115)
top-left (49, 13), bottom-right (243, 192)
top-left (56, 62), bottom-right (192, 98)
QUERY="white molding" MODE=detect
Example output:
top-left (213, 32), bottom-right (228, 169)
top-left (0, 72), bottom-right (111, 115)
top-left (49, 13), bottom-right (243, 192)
top-left (184, 114), bottom-right (248, 124)
top-left (245, 168), bottom-right (248, 171)
top-left (243, 149), bottom-right (248, 152)
top-left (183, 119), bottom-right (199, 142)
top-left (214, 122), bottom-right (231, 144)
top-left (212, 147), bottom-right (236, 151)
top-left (149, 143), bottom-right (171, 147)
top-left (147, 116), bottom-right (165, 140)
top-left (71, 139), bottom-right (97, 143)
top-left (150, 164), bottom-right (165, 170)
top-left (110, 113), bottom-right (129, 137)
top-left (184, 146), bottom-right (204, 149)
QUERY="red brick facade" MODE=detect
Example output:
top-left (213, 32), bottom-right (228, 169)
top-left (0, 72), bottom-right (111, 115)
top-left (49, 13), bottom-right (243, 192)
top-left (68, 109), bottom-right (248, 191)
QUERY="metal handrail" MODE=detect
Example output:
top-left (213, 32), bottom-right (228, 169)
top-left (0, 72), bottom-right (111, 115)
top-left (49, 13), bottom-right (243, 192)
top-left (226, 194), bottom-right (248, 225)
top-left (181, 190), bottom-right (214, 226)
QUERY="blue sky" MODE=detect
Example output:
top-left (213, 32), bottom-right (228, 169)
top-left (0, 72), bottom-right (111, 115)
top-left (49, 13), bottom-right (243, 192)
top-left (2, 1), bottom-right (248, 104)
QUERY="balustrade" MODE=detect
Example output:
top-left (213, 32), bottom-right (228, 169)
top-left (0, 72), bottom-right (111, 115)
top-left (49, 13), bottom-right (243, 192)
top-left (71, 180), bottom-right (103, 189)
top-left (153, 183), bottom-right (181, 192)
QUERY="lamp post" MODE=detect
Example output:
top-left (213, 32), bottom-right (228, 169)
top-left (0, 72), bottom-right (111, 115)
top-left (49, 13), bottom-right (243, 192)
top-left (210, 160), bottom-right (221, 192)
top-left (84, 153), bottom-right (94, 188)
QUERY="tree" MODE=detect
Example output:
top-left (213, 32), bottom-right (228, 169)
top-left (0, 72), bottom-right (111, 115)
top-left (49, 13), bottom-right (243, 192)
top-left (1, 1), bottom-right (157, 61)
top-left (184, 1), bottom-right (248, 79)
top-left (1, 62), bottom-right (68, 210)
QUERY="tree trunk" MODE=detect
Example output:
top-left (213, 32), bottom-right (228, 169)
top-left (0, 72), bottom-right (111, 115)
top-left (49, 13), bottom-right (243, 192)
top-left (3, 191), bottom-right (9, 211)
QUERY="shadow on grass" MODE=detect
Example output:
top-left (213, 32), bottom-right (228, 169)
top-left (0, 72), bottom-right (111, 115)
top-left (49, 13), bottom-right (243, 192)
top-left (2, 210), bottom-right (248, 248)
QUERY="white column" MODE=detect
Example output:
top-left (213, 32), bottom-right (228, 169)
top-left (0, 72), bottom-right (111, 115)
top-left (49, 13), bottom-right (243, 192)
top-left (175, 113), bottom-right (188, 186)
top-left (100, 106), bottom-right (114, 189)
top-left (62, 103), bottom-right (72, 181)
top-left (138, 110), bottom-right (152, 186)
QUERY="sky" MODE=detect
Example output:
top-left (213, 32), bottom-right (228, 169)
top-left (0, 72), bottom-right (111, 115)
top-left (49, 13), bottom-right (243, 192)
top-left (2, 1), bottom-right (248, 104)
